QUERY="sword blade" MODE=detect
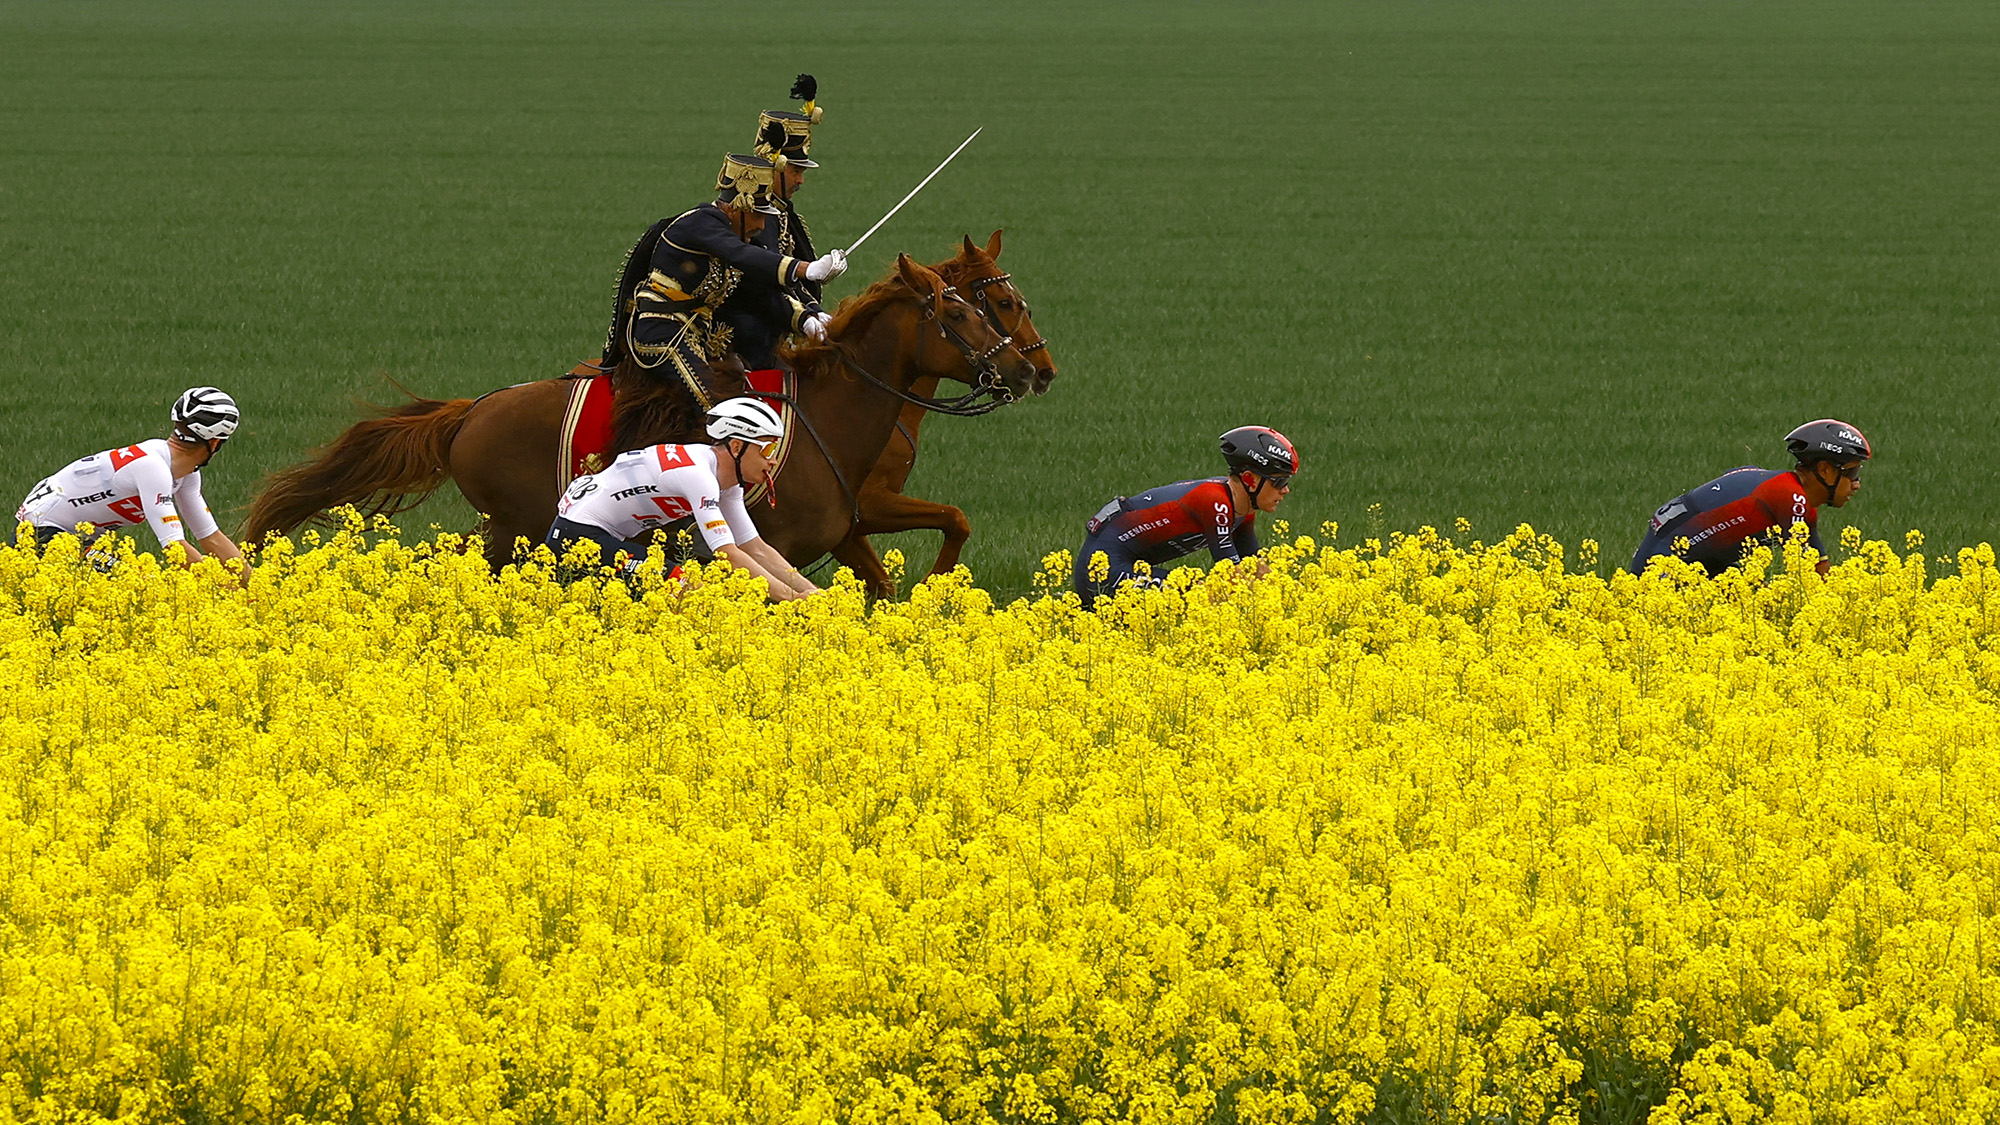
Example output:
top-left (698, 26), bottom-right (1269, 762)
top-left (844, 126), bottom-right (982, 256)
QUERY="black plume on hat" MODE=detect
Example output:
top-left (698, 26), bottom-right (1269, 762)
top-left (790, 74), bottom-right (817, 102)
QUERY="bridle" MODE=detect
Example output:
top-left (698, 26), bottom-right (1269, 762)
top-left (960, 270), bottom-right (1051, 364)
top-left (781, 283), bottom-right (1021, 543)
top-left (781, 272), bottom-right (1041, 566)
top-left (836, 284), bottom-right (1022, 417)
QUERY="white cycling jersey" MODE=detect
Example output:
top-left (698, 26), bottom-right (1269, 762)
top-left (16, 439), bottom-right (219, 546)
top-left (557, 443), bottom-right (759, 553)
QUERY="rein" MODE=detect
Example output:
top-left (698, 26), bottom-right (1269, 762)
top-left (756, 389), bottom-right (863, 533)
top-left (830, 283), bottom-right (1019, 417)
top-left (766, 282), bottom-right (1020, 573)
top-left (838, 354), bottom-right (1009, 417)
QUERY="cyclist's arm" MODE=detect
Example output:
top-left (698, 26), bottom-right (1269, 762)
top-left (715, 543), bottom-right (810, 601)
top-left (1745, 488), bottom-right (1826, 573)
top-left (127, 459), bottom-right (200, 565)
top-left (1802, 511), bottom-right (1829, 574)
top-left (684, 480), bottom-right (802, 600)
top-left (1234, 518), bottom-right (1270, 575)
top-left (1193, 489), bottom-right (1247, 564)
top-left (176, 473), bottom-right (248, 582)
top-left (740, 537), bottom-right (819, 595)
top-left (716, 487), bottom-right (816, 595)
top-left (196, 529), bottom-right (249, 584)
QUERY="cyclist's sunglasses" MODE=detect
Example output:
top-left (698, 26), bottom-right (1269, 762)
top-left (1264, 474), bottom-right (1293, 490)
top-left (758, 439), bottom-right (781, 458)
top-left (1835, 462), bottom-right (1864, 481)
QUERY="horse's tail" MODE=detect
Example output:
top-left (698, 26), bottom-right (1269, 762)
top-left (243, 396), bottom-right (477, 543)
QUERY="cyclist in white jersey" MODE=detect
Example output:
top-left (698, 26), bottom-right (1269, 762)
top-left (545, 397), bottom-right (820, 601)
top-left (16, 388), bottom-right (248, 579)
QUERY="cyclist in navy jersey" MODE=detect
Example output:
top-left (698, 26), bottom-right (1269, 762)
top-left (1073, 426), bottom-right (1298, 607)
top-left (1630, 418), bottom-right (1871, 577)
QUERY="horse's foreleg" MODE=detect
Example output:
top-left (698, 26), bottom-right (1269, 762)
top-left (855, 491), bottom-right (973, 578)
top-left (830, 531), bottom-right (896, 600)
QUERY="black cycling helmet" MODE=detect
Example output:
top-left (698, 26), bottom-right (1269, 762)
top-left (1220, 425), bottom-right (1299, 479)
top-left (1784, 419), bottom-right (1871, 465)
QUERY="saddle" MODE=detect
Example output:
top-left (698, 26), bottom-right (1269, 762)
top-left (558, 360), bottom-right (617, 487)
top-left (740, 367), bottom-right (797, 507)
top-left (561, 358), bottom-right (797, 504)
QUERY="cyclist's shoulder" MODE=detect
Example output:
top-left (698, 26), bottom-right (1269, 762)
top-left (1129, 477), bottom-right (1224, 508)
top-left (623, 442), bottom-right (715, 471)
top-left (101, 439), bottom-right (172, 478)
top-left (1744, 467), bottom-right (1806, 499)
top-left (1687, 465), bottom-right (1785, 505)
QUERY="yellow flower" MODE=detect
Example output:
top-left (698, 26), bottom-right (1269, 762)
top-left (2, 524), bottom-right (1997, 1121)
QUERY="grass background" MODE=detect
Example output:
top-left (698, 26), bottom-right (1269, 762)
top-left (2, 0), bottom-right (1995, 598)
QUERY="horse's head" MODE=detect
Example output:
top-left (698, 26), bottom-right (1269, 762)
top-left (893, 253), bottom-right (1037, 403)
top-left (944, 229), bottom-right (1058, 396)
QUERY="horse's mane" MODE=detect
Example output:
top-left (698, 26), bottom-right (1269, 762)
top-left (780, 245), bottom-right (997, 374)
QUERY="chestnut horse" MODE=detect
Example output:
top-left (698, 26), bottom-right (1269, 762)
top-left (828, 230), bottom-right (1058, 597)
top-left (244, 254), bottom-right (1035, 569)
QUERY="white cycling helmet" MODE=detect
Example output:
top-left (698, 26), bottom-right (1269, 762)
top-left (172, 386), bottom-right (240, 442)
top-left (705, 397), bottom-right (784, 444)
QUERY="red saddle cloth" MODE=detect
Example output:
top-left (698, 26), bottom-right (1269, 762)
top-left (740, 368), bottom-right (796, 507)
top-left (560, 364), bottom-right (795, 501)
top-left (558, 362), bottom-right (616, 488)
top-left (743, 367), bottom-right (786, 411)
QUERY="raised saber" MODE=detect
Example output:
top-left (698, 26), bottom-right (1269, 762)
top-left (844, 126), bottom-right (982, 256)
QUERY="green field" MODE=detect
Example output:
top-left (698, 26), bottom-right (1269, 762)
top-left (3, 0), bottom-right (1996, 597)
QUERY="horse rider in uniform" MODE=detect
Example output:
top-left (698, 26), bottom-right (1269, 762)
top-left (607, 149), bottom-right (848, 408)
top-left (717, 74), bottom-right (835, 372)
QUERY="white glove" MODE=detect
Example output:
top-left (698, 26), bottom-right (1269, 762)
top-left (801, 312), bottom-right (832, 342)
top-left (804, 249), bottom-right (848, 282)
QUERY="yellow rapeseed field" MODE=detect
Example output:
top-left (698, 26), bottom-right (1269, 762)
top-left (3, 518), bottom-right (1998, 1124)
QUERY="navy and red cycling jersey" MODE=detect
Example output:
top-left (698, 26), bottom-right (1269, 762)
top-left (1074, 478), bottom-right (1257, 604)
top-left (1630, 466), bottom-right (1824, 576)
